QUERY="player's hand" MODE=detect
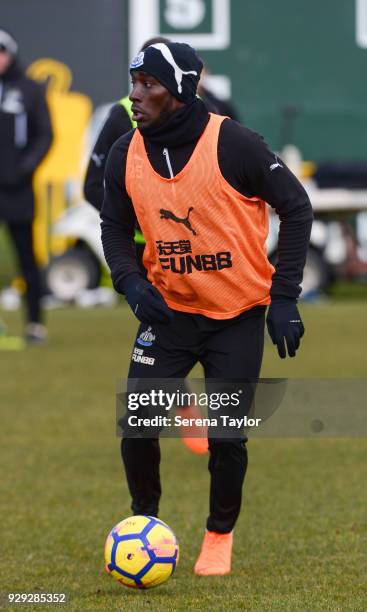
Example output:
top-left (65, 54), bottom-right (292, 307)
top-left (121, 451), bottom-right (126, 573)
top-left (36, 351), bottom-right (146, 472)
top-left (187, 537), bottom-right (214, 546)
top-left (266, 298), bottom-right (304, 359)
top-left (124, 275), bottom-right (173, 324)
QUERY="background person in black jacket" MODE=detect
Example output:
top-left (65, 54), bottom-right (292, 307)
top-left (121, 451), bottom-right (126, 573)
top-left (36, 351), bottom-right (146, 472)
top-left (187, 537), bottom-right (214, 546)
top-left (0, 29), bottom-right (52, 343)
top-left (197, 65), bottom-right (240, 121)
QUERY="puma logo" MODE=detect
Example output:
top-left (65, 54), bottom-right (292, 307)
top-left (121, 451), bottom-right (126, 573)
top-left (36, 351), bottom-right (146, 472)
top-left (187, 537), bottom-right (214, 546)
top-left (151, 43), bottom-right (198, 94)
top-left (270, 155), bottom-right (283, 171)
top-left (91, 152), bottom-right (105, 168)
top-left (160, 207), bottom-right (197, 235)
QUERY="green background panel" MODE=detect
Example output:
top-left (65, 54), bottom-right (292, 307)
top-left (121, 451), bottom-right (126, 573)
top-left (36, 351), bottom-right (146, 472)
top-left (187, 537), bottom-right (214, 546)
top-left (190, 0), bottom-right (367, 161)
top-left (160, 0), bottom-right (213, 35)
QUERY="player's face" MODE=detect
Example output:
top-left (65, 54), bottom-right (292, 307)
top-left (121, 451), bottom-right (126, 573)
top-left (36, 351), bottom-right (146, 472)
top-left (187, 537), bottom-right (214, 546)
top-left (129, 71), bottom-right (183, 129)
top-left (0, 49), bottom-right (12, 75)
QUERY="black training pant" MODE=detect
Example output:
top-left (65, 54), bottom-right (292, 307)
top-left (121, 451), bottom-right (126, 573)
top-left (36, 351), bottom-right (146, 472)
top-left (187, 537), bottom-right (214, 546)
top-left (122, 306), bottom-right (265, 534)
top-left (4, 221), bottom-right (42, 324)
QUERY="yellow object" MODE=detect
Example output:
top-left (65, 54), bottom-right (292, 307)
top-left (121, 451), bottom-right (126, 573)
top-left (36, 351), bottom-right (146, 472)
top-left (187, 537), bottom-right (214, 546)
top-left (301, 161), bottom-right (317, 179)
top-left (11, 277), bottom-right (26, 294)
top-left (0, 337), bottom-right (26, 351)
top-left (26, 59), bottom-right (92, 265)
top-left (27, 58), bottom-right (73, 94)
top-left (104, 515), bottom-right (179, 588)
top-left (119, 95), bottom-right (137, 128)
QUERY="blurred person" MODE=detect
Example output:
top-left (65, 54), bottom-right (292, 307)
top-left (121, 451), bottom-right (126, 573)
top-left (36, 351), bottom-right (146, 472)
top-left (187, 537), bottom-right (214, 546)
top-left (101, 42), bottom-right (313, 575)
top-left (0, 29), bottom-right (52, 343)
top-left (197, 65), bottom-right (240, 121)
top-left (84, 37), bottom-right (171, 213)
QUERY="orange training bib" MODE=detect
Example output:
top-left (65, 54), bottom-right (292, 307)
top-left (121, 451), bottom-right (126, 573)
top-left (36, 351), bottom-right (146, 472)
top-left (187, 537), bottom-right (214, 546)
top-left (125, 113), bottom-right (274, 319)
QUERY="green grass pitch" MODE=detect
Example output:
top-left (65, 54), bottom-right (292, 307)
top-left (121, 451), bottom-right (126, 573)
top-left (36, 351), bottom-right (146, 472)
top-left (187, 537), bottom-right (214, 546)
top-left (0, 303), bottom-right (366, 611)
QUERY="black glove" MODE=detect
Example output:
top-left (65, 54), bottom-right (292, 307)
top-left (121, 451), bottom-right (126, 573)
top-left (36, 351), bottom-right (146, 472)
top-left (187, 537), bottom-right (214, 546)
top-left (123, 274), bottom-right (173, 324)
top-left (266, 298), bottom-right (305, 359)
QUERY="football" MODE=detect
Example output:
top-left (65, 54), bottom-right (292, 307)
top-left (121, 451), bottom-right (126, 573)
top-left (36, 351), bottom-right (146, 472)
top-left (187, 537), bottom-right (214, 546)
top-left (104, 515), bottom-right (179, 588)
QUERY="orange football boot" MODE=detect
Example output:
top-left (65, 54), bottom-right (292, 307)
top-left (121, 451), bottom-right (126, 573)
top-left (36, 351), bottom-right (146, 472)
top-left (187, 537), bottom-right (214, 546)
top-left (194, 531), bottom-right (233, 576)
top-left (176, 405), bottom-right (208, 454)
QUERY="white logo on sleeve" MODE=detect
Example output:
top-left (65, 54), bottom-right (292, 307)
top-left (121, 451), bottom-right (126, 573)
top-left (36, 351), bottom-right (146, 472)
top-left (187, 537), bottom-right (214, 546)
top-left (91, 153), bottom-right (105, 168)
top-left (151, 43), bottom-right (198, 94)
top-left (270, 155), bottom-right (283, 171)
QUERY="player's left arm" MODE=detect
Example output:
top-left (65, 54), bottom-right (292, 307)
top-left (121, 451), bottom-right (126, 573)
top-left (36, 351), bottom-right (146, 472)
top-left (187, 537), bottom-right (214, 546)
top-left (218, 120), bottom-right (313, 358)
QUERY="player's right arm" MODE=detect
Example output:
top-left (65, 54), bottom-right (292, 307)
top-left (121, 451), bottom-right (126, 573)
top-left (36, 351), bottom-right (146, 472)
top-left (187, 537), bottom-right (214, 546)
top-left (84, 103), bottom-right (132, 211)
top-left (101, 136), bottom-right (171, 324)
top-left (101, 133), bottom-right (139, 288)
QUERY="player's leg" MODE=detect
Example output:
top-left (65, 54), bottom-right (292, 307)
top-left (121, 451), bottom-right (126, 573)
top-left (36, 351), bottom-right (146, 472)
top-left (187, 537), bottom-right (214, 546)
top-left (0, 222), bottom-right (5, 334)
top-left (134, 239), bottom-right (208, 454)
top-left (195, 306), bottom-right (265, 575)
top-left (205, 306), bottom-right (265, 533)
top-left (121, 436), bottom-right (162, 517)
top-left (122, 313), bottom-right (198, 517)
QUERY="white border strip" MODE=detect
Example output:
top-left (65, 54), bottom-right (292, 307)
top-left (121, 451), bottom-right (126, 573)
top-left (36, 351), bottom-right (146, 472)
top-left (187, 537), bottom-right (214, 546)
top-left (356, 0), bottom-right (367, 47)
top-left (129, 0), bottom-right (230, 54)
top-left (129, 0), bottom-right (159, 60)
top-left (162, 0), bottom-right (230, 50)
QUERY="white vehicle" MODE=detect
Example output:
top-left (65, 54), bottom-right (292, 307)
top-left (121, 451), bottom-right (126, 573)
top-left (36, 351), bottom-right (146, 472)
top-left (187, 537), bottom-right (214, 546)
top-left (45, 203), bottom-right (103, 301)
top-left (45, 114), bottom-right (367, 301)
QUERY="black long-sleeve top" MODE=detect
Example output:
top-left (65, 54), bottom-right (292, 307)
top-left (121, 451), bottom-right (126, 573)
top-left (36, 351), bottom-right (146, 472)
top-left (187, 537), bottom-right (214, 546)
top-left (101, 111), bottom-right (313, 300)
top-left (0, 60), bottom-right (52, 222)
top-left (84, 103), bottom-right (132, 210)
top-left (84, 95), bottom-right (224, 211)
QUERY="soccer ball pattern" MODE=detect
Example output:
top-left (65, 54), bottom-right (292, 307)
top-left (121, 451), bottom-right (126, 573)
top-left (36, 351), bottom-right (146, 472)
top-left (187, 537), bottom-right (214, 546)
top-left (104, 515), bottom-right (179, 588)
